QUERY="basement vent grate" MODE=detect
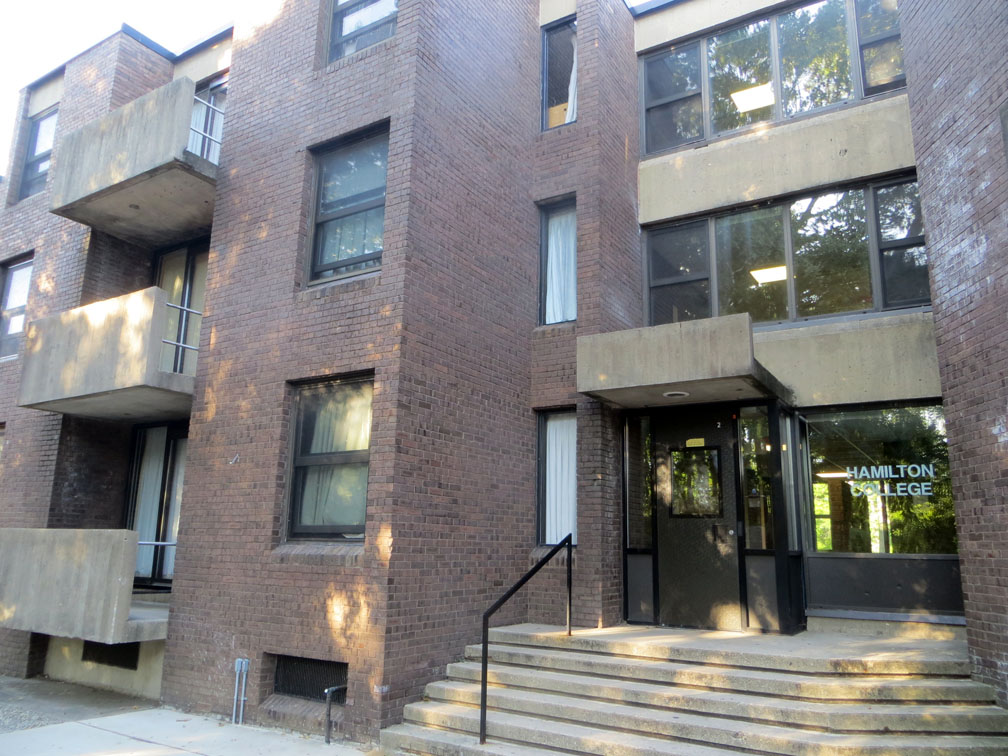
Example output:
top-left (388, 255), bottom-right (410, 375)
top-left (81, 640), bottom-right (141, 670)
top-left (273, 655), bottom-right (348, 703)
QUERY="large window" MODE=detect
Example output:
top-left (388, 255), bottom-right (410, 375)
top-left (313, 128), bottom-right (389, 281)
top-left (188, 75), bottom-right (226, 165)
top-left (642, 0), bottom-right (903, 154)
top-left (290, 377), bottom-right (373, 539)
top-left (1, 256), bottom-right (33, 359)
top-left (157, 243), bottom-right (209, 377)
top-left (329, 0), bottom-right (398, 62)
top-left (648, 178), bottom-right (925, 325)
top-left (543, 18), bottom-right (577, 129)
top-left (540, 201), bottom-right (577, 324)
top-left (20, 107), bottom-right (57, 199)
top-left (806, 404), bottom-right (955, 554)
top-left (538, 411), bottom-right (577, 545)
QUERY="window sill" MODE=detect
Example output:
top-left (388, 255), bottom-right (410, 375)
top-left (534, 320), bottom-right (576, 335)
top-left (323, 36), bottom-right (396, 75)
top-left (272, 540), bottom-right (365, 567)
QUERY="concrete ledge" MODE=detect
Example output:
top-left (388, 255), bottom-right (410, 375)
top-left (0, 529), bottom-right (165, 644)
top-left (577, 314), bottom-right (791, 407)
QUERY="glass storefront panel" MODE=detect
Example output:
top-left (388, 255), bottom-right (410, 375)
top-left (625, 416), bottom-right (654, 623)
top-left (739, 407), bottom-right (773, 549)
top-left (806, 405), bottom-right (956, 554)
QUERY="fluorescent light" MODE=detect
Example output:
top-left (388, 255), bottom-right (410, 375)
top-left (730, 82), bottom-right (774, 113)
top-left (816, 472), bottom-right (849, 479)
top-left (750, 265), bottom-right (787, 285)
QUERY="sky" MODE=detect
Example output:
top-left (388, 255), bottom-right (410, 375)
top-left (0, 0), bottom-right (254, 179)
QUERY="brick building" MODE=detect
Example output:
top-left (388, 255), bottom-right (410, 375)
top-left (0, 0), bottom-right (1005, 746)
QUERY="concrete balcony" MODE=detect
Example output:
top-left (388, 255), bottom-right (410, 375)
top-left (18, 287), bottom-right (195, 421)
top-left (49, 77), bottom-right (218, 247)
top-left (0, 529), bottom-right (168, 644)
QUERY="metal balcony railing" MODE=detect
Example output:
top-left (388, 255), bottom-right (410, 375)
top-left (162, 300), bottom-right (202, 375)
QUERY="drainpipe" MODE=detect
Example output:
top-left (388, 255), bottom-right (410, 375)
top-left (232, 658), bottom-right (249, 724)
top-left (238, 658), bottom-right (249, 724)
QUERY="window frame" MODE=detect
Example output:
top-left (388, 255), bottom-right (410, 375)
top-left (872, 177), bottom-right (928, 309)
top-left (541, 15), bottom-right (578, 131)
top-left (328, 0), bottom-right (398, 63)
top-left (645, 176), bottom-right (926, 327)
top-left (19, 106), bottom-right (58, 200)
top-left (537, 409), bottom-right (578, 546)
top-left (539, 197), bottom-right (578, 325)
top-left (852, 0), bottom-right (906, 96)
top-left (639, 0), bottom-right (904, 157)
top-left (0, 254), bottom-right (34, 360)
top-left (288, 375), bottom-right (374, 540)
top-left (310, 125), bottom-right (390, 283)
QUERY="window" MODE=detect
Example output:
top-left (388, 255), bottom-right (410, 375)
top-left (329, 0), bottom-right (398, 62)
top-left (20, 107), bottom-right (57, 199)
top-left (1, 256), bottom-right (33, 359)
top-left (642, 0), bottom-right (902, 154)
top-left (538, 411), bottom-right (577, 545)
top-left (540, 201), bottom-right (577, 324)
top-left (188, 75), bottom-right (226, 165)
top-left (290, 377), bottom-right (373, 538)
top-left (647, 178), bottom-right (925, 325)
top-left (313, 129), bottom-right (389, 281)
top-left (853, 0), bottom-right (905, 94)
top-left (806, 404), bottom-right (955, 554)
top-left (543, 18), bottom-right (577, 129)
top-left (157, 243), bottom-right (209, 376)
top-left (0, 425), bottom-right (5, 462)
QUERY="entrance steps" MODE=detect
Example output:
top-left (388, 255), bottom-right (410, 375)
top-left (380, 623), bottom-right (1008, 756)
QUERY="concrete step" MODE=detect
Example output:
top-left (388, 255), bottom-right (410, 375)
top-left (381, 723), bottom-right (564, 756)
top-left (403, 698), bottom-right (1008, 756)
top-left (445, 662), bottom-right (1008, 734)
top-left (486, 625), bottom-right (972, 677)
top-left (464, 644), bottom-right (996, 704)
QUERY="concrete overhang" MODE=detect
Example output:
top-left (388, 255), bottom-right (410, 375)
top-left (49, 77), bottom-right (216, 247)
top-left (0, 529), bottom-right (168, 644)
top-left (577, 314), bottom-right (792, 408)
top-left (18, 287), bottom-right (194, 422)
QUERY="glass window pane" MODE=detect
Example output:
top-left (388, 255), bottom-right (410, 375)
top-left (671, 449), bottom-right (721, 517)
top-left (779, 0), bottom-right (852, 116)
top-left (708, 21), bottom-right (773, 133)
top-left (646, 46), bottom-right (701, 102)
top-left (882, 244), bottom-right (930, 307)
top-left (341, 0), bottom-right (397, 34)
top-left (32, 110), bottom-right (58, 156)
top-left (791, 190), bottom-right (872, 317)
top-left (317, 206), bottom-right (384, 267)
top-left (806, 405), bottom-right (956, 554)
top-left (299, 381), bottom-right (373, 454)
top-left (649, 221), bottom-right (708, 281)
top-left (651, 281), bottom-right (710, 325)
top-left (295, 462), bottom-right (369, 534)
top-left (331, 0), bottom-right (397, 60)
top-left (855, 0), bottom-right (900, 39)
top-left (542, 412), bottom-right (577, 545)
top-left (715, 207), bottom-right (788, 322)
top-left (646, 95), bottom-right (703, 152)
top-left (739, 407), bottom-right (773, 549)
top-left (544, 205), bottom-right (577, 324)
top-left (319, 134), bottom-right (389, 215)
top-left (545, 21), bottom-right (577, 128)
top-left (862, 38), bottom-right (905, 91)
top-left (4, 263), bottom-right (32, 309)
top-left (876, 181), bottom-right (924, 241)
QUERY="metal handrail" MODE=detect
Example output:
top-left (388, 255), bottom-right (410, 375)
top-left (479, 533), bottom-right (572, 744)
top-left (137, 541), bottom-right (177, 547)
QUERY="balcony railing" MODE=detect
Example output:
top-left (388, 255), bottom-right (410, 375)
top-left (162, 300), bottom-right (203, 376)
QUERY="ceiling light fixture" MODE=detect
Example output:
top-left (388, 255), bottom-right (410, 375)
top-left (750, 265), bottom-right (787, 285)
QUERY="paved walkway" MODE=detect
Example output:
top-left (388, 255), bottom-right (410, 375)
top-left (0, 676), bottom-right (369, 755)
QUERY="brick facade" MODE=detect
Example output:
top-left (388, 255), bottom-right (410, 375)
top-left (899, 0), bottom-right (1008, 705)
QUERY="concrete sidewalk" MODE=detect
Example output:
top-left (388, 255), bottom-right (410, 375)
top-left (0, 707), bottom-right (369, 755)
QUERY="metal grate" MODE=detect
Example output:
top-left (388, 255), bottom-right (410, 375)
top-left (273, 655), bottom-right (347, 703)
top-left (81, 641), bottom-right (140, 670)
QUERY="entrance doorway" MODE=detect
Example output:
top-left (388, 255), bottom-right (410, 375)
top-left (654, 406), bottom-right (742, 630)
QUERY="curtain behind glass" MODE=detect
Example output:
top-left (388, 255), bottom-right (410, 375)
top-left (161, 439), bottom-right (187, 578)
top-left (545, 413), bottom-right (577, 544)
top-left (545, 207), bottom-right (577, 323)
top-left (565, 35), bottom-right (578, 123)
top-left (134, 427), bottom-right (168, 577)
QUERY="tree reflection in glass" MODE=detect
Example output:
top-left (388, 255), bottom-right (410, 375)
top-left (671, 449), bottom-right (722, 517)
top-left (716, 206), bottom-right (788, 322)
top-left (779, 0), bottom-right (852, 116)
top-left (708, 21), bottom-right (773, 133)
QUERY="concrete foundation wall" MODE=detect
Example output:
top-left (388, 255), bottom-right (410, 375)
top-left (752, 312), bottom-right (942, 407)
top-left (639, 95), bottom-right (916, 224)
top-left (44, 637), bottom-right (164, 700)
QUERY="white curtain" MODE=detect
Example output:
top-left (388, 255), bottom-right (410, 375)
top-left (545, 413), bottom-right (577, 545)
top-left (299, 383), bottom-right (372, 531)
top-left (161, 439), bottom-right (187, 578)
top-left (545, 207), bottom-right (577, 324)
top-left (133, 427), bottom-right (167, 577)
top-left (565, 35), bottom-right (578, 124)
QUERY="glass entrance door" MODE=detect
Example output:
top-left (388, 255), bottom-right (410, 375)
top-left (129, 425), bottom-right (188, 584)
top-left (653, 406), bottom-right (743, 630)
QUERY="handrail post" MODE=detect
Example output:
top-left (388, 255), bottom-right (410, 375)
top-left (479, 615), bottom-right (490, 744)
top-left (566, 537), bottom-right (572, 637)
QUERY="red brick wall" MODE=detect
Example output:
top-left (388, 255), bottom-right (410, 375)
top-left (898, 0), bottom-right (1008, 704)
